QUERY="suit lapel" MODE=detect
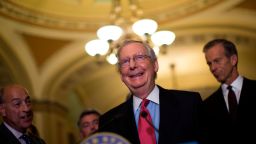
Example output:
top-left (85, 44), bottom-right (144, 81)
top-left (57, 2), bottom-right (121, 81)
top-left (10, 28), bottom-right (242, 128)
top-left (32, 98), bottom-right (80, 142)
top-left (158, 86), bottom-right (178, 143)
top-left (207, 87), bottom-right (232, 124)
top-left (0, 123), bottom-right (21, 144)
top-left (239, 78), bottom-right (251, 107)
top-left (123, 97), bottom-right (140, 144)
top-left (215, 88), bottom-right (229, 114)
top-left (237, 78), bottom-right (256, 116)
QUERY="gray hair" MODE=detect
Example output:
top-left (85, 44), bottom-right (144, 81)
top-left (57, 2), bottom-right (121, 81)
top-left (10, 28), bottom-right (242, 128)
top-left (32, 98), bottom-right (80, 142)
top-left (116, 40), bottom-right (157, 67)
top-left (116, 40), bottom-right (158, 79)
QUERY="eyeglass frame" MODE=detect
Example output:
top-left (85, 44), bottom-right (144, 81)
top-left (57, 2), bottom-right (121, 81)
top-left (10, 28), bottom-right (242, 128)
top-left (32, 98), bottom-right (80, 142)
top-left (81, 119), bottom-right (99, 129)
top-left (118, 54), bottom-right (152, 68)
top-left (116, 40), bottom-right (157, 69)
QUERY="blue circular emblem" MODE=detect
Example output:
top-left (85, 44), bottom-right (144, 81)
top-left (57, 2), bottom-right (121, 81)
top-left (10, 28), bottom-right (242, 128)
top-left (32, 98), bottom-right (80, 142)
top-left (80, 132), bottom-right (131, 144)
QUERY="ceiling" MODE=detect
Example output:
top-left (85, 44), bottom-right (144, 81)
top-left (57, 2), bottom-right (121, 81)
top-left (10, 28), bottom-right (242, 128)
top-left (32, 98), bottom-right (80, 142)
top-left (0, 0), bottom-right (256, 117)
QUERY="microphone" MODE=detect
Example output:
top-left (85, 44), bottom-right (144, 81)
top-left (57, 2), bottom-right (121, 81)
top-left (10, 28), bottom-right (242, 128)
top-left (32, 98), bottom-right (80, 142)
top-left (140, 111), bottom-right (148, 118)
top-left (140, 111), bottom-right (159, 133)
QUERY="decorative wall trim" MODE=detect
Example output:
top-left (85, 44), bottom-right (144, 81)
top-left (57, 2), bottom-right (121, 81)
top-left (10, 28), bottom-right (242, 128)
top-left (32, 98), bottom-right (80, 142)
top-left (32, 100), bottom-right (68, 117)
top-left (173, 31), bottom-right (256, 47)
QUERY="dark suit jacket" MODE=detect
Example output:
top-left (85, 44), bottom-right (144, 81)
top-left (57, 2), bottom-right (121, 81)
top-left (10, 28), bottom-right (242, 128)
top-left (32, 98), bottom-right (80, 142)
top-left (0, 123), bottom-right (46, 144)
top-left (203, 77), bottom-right (256, 144)
top-left (99, 85), bottom-right (203, 144)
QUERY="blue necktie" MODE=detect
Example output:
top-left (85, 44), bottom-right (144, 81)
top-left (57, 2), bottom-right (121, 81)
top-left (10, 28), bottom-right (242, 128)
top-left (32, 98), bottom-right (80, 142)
top-left (20, 134), bottom-right (32, 144)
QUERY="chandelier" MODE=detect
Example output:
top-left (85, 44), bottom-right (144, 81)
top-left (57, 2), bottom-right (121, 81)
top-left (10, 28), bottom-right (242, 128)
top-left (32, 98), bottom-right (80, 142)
top-left (85, 0), bottom-right (175, 65)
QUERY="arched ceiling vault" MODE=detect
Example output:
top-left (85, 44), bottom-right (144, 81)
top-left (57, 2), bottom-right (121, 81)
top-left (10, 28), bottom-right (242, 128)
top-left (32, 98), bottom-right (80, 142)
top-left (0, 0), bottom-right (256, 113)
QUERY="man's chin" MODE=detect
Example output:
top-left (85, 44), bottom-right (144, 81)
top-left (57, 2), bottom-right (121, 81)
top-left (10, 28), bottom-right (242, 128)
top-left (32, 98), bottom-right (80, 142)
top-left (18, 124), bottom-right (32, 132)
top-left (214, 76), bottom-right (222, 82)
top-left (22, 121), bottom-right (33, 128)
top-left (130, 83), bottom-right (145, 89)
top-left (217, 78), bottom-right (225, 83)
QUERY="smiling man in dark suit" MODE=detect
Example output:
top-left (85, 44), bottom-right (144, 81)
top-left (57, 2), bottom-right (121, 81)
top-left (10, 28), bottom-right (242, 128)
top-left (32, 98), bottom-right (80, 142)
top-left (99, 40), bottom-right (203, 144)
top-left (203, 38), bottom-right (256, 143)
top-left (0, 84), bottom-right (46, 144)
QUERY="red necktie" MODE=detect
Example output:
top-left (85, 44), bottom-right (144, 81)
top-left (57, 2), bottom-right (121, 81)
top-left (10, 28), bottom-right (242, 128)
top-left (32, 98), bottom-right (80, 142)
top-left (138, 99), bottom-right (156, 144)
top-left (227, 85), bottom-right (238, 120)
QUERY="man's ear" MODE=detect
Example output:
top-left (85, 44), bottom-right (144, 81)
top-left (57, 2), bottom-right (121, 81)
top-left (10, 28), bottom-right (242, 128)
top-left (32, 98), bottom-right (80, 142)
top-left (231, 55), bottom-right (238, 66)
top-left (154, 59), bottom-right (159, 72)
top-left (0, 104), bottom-right (6, 116)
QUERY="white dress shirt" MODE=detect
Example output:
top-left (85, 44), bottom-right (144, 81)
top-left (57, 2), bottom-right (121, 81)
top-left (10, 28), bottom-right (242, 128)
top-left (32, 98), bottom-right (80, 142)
top-left (221, 75), bottom-right (243, 111)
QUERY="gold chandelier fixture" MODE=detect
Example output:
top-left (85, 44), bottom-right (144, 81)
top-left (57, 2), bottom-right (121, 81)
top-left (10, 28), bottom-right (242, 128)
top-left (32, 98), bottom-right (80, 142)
top-left (85, 0), bottom-right (175, 64)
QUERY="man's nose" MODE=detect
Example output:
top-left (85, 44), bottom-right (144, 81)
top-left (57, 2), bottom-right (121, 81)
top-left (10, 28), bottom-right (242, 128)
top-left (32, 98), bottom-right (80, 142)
top-left (210, 64), bottom-right (217, 72)
top-left (21, 102), bottom-right (31, 111)
top-left (129, 58), bottom-right (137, 68)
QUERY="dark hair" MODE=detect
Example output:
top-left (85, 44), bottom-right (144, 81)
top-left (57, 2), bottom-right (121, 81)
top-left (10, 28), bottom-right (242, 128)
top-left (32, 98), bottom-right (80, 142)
top-left (77, 109), bottom-right (101, 127)
top-left (203, 38), bottom-right (238, 57)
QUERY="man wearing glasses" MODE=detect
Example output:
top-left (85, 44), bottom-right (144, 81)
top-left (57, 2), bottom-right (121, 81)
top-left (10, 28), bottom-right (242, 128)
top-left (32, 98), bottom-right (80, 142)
top-left (77, 109), bottom-right (101, 142)
top-left (99, 40), bottom-right (204, 144)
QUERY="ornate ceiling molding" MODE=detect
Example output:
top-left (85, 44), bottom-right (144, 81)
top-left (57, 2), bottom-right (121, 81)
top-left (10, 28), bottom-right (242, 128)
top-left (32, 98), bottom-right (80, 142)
top-left (0, 0), bottom-right (104, 31)
top-left (0, 0), bottom-right (222, 30)
top-left (147, 0), bottom-right (222, 24)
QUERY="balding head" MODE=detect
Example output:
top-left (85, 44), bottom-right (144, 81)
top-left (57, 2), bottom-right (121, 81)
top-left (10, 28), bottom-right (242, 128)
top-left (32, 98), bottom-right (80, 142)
top-left (0, 84), bottom-right (33, 133)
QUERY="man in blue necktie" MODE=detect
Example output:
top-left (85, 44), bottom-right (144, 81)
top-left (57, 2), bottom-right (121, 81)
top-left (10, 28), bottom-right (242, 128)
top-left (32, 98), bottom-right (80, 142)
top-left (0, 84), bottom-right (46, 144)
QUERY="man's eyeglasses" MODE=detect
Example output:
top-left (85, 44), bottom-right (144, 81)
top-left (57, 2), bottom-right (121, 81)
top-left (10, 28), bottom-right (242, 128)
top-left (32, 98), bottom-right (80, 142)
top-left (82, 120), bottom-right (99, 129)
top-left (119, 54), bottom-right (151, 68)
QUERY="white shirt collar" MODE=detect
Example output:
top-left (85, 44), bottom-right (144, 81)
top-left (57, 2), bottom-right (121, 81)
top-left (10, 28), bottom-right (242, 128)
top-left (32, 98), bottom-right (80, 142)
top-left (221, 75), bottom-right (243, 105)
top-left (222, 75), bottom-right (243, 92)
top-left (4, 122), bottom-right (23, 139)
top-left (133, 85), bottom-right (159, 112)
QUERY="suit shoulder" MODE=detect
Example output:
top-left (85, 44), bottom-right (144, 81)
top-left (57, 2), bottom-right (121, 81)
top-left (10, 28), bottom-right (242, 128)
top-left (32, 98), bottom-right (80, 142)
top-left (159, 85), bottom-right (200, 95)
top-left (99, 99), bottom-right (132, 132)
top-left (163, 88), bottom-right (201, 99)
top-left (171, 89), bottom-right (200, 96)
top-left (159, 87), bottom-right (202, 105)
top-left (203, 88), bottom-right (222, 105)
top-left (0, 123), bottom-right (18, 143)
top-left (244, 77), bottom-right (256, 86)
top-left (101, 99), bottom-right (130, 119)
top-left (0, 123), bottom-right (11, 136)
